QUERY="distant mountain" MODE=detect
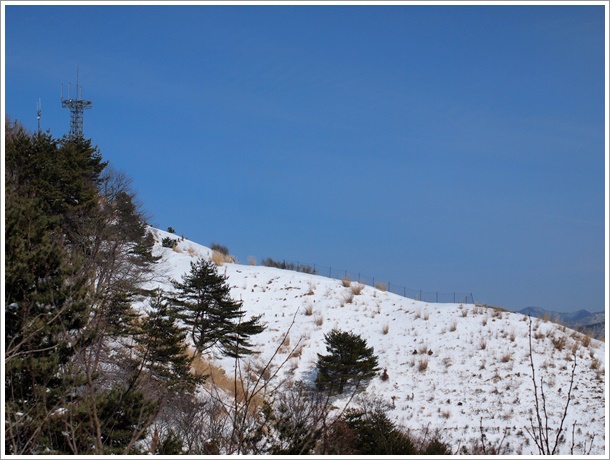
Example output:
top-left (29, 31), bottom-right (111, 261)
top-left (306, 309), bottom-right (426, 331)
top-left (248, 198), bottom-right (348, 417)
top-left (517, 307), bottom-right (605, 338)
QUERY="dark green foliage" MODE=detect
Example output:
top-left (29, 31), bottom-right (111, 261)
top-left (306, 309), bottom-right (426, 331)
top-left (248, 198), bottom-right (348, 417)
top-left (154, 429), bottom-right (184, 455)
top-left (167, 226), bottom-right (176, 233)
top-left (4, 121), bottom-right (161, 454)
top-left (315, 330), bottom-right (380, 394)
top-left (326, 405), bottom-right (450, 455)
top-left (133, 291), bottom-right (204, 394)
top-left (342, 407), bottom-right (416, 454)
top-left (5, 123), bottom-right (97, 454)
top-left (162, 236), bottom-right (178, 248)
top-left (171, 258), bottom-right (264, 358)
top-left (210, 242), bottom-right (230, 256)
top-left (261, 257), bottom-right (317, 274)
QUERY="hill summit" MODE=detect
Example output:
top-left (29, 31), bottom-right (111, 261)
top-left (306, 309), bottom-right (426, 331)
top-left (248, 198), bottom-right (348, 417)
top-left (140, 228), bottom-right (606, 455)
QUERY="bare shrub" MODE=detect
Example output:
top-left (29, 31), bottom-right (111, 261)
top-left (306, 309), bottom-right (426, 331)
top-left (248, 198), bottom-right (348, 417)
top-left (314, 313), bottom-right (324, 327)
top-left (375, 282), bottom-right (388, 292)
top-left (500, 353), bottom-right (512, 363)
top-left (351, 283), bottom-right (365, 295)
top-left (304, 304), bottom-right (314, 316)
top-left (552, 335), bottom-right (567, 352)
top-left (461, 309), bottom-right (468, 318)
top-left (341, 276), bottom-right (352, 287)
top-left (211, 250), bottom-right (233, 265)
top-left (449, 321), bottom-right (457, 332)
top-left (418, 357), bottom-right (429, 372)
top-left (289, 344), bottom-right (305, 359)
top-left (423, 310), bottom-right (430, 321)
top-left (480, 337), bottom-right (487, 350)
top-left (344, 292), bottom-right (355, 304)
top-left (248, 256), bottom-right (257, 266)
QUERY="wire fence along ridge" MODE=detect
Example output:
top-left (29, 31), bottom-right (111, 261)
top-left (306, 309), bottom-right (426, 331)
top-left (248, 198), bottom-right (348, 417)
top-left (260, 258), bottom-right (475, 305)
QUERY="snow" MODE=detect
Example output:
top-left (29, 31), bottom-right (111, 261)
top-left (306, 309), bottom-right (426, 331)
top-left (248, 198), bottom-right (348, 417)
top-left (142, 227), bottom-right (607, 455)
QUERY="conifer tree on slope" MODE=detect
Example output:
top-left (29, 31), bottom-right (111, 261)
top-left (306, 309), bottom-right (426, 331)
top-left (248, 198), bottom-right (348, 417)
top-left (316, 329), bottom-right (380, 395)
top-left (133, 291), bottom-right (204, 394)
top-left (171, 258), bottom-right (264, 358)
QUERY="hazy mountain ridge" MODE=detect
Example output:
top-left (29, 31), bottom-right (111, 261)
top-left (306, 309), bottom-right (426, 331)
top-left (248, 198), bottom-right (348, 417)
top-left (518, 307), bottom-right (605, 338)
top-left (143, 228), bottom-right (606, 455)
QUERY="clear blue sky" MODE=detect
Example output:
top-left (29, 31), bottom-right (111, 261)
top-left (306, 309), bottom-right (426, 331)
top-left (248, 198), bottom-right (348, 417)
top-left (3, 2), bottom-right (607, 313)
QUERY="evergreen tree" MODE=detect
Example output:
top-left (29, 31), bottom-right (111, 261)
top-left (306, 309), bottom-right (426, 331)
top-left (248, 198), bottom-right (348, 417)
top-left (5, 122), bottom-right (93, 454)
top-left (171, 258), bottom-right (264, 358)
top-left (315, 329), bottom-right (380, 395)
top-left (133, 291), bottom-right (204, 394)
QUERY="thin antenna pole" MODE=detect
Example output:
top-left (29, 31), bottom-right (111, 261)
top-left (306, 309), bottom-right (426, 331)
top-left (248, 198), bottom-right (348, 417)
top-left (37, 98), bottom-right (42, 132)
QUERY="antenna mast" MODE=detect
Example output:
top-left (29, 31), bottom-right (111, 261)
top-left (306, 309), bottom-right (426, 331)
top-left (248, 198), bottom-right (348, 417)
top-left (61, 67), bottom-right (92, 137)
top-left (37, 98), bottom-right (42, 133)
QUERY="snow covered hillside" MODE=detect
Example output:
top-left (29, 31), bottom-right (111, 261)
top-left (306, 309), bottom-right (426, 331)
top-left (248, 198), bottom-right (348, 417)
top-left (144, 228), bottom-right (606, 455)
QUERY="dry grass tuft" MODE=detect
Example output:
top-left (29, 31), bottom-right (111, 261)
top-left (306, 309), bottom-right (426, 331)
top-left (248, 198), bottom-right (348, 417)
top-left (304, 304), bottom-right (314, 316)
top-left (351, 283), bottom-right (365, 295)
top-left (341, 276), bottom-right (352, 287)
top-left (248, 256), bottom-right (257, 266)
top-left (382, 323), bottom-right (390, 335)
top-left (211, 250), bottom-right (234, 265)
top-left (480, 337), bottom-right (487, 350)
top-left (449, 321), bottom-right (457, 332)
top-left (418, 357), bottom-right (429, 372)
top-left (375, 282), bottom-right (388, 292)
top-left (551, 334), bottom-right (567, 351)
top-left (314, 313), bottom-right (324, 327)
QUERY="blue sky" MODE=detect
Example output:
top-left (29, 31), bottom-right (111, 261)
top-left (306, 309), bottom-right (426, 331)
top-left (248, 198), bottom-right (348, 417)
top-left (3, 2), bottom-right (607, 313)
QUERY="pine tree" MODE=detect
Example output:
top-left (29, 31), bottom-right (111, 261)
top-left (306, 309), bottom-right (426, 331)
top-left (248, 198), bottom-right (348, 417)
top-left (133, 291), bottom-right (204, 394)
top-left (171, 258), bottom-right (264, 358)
top-left (315, 329), bottom-right (380, 395)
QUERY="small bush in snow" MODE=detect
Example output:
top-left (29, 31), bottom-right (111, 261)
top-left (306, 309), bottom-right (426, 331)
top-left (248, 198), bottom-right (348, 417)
top-left (341, 276), bottom-right (352, 287)
top-left (162, 236), bottom-right (177, 248)
top-left (210, 242), bottom-right (230, 256)
top-left (375, 282), bottom-right (387, 292)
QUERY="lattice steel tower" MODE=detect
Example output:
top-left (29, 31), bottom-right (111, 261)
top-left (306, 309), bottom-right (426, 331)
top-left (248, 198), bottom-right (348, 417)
top-left (61, 68), bottom-right (92, 137)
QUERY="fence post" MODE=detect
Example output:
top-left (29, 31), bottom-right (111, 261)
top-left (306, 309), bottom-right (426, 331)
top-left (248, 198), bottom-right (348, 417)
top-left (436, 291), bottom-right (438, 303)
top-left (372, 277), bottom-right (375, 288)
top-left (388, 282), bottom-right (391, 292)
top-left (453, 292), bottom-right (456, 303)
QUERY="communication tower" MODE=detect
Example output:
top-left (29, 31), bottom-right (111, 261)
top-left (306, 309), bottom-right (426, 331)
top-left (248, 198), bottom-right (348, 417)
top-left (61, 68), bottom-right (92, 137)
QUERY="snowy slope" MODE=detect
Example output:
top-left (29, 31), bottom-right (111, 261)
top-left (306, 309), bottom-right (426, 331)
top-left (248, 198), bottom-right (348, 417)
top-left (143, 228), bottom-right (606, 455)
